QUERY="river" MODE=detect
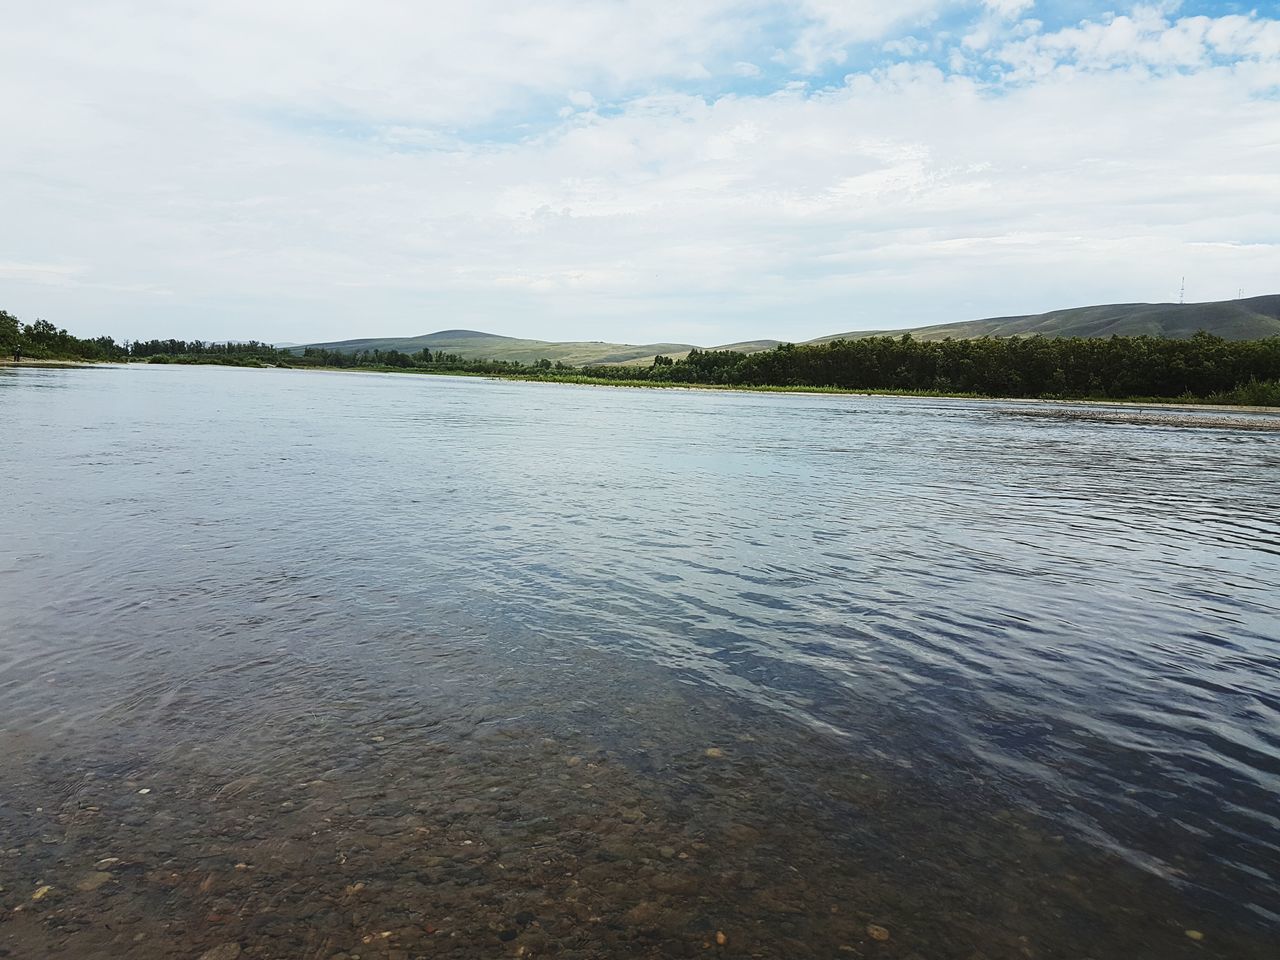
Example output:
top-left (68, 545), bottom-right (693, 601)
top-left (1, 364), bottom-right (1277, 959)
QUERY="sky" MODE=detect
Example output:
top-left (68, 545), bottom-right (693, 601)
top-left (2, 1), bottom-right (1278, 346)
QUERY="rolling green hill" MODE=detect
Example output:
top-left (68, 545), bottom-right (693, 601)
top-left (810, 295), bottom-right (1280, 344)
top-left (297, 329), bottom-right (787, 367)
top-left (613, 338), bottom-right (785, 366)
top-left (297, 295), bottom-right (1279, 366)
top-left (298, 329), bottom-right (701, 367)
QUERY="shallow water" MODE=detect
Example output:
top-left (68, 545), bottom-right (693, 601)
top-left (1, 364), bottom-right (1277, 959)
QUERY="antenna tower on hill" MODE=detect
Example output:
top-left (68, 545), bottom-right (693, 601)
top-left (1179, 277), bottom-right (1185, 304)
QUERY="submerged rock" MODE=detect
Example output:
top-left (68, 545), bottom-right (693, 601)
top-left (76, 871), bottom-right (113, 892)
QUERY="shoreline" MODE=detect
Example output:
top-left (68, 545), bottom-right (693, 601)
top-left (264, 363), bottom-right (1280, 416)
top-left (306, 366), bottom-right (1280, 421)
top-left (0, 357), bottom-right (100, 367)
top-left (8, 356), bottom-right (1280, 422)
top-left (472, 372), bottom-right (1280, 416)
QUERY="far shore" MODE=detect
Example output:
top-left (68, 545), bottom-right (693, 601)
top-left (0, 357), bottom-right (101, 367)
top-left (6, 355), bottom-right (1280, 425)
top-left (456, 370), bottom-right (1280, 417)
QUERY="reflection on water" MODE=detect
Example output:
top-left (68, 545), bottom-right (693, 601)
top-left (0, 364), bottom-right (1277, 958)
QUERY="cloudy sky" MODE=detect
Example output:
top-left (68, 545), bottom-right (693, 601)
top-left (2, 2), bottom-right (1277, 345)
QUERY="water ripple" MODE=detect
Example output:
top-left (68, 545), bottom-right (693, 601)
top-left (2, 364), bottom-right (1278, 934)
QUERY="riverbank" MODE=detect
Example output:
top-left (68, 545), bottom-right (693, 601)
top-left (9, 356), bottom-right (1280, 423)
top-left (316, 365), bottom-right (1280, 424)
top-left (465, 371), bottom-right (1280, 418)
top-left (0, 357), bottom-right (97, 367)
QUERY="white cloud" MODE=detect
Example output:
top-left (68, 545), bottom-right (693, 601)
top-left (789, 0), bottom-right (949, 72)
top-left (984, 0), bottom-right (1035, 18)
top-left (0, 261), bottom-right (84, 287)
top-left (963, 26), bottom-right (996, 51)
top-left (883, 36), bottom-right (931, 57)
top-left (996, 10), bottom-right (1280, 78)
top-left (0, 2), bottom-right (1277, 344)
top-left (5, 1), bottom-right (777, 128)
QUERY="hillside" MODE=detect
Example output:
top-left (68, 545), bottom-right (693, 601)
top-left (297, 295), bottom-right (1280, 367)
top-left (298, 329), bottom-right (701, 367)
top-left (613, 338), bottom-right (785, 366)
top-left (297, 329), bottom-right (785, 367)
top-left (810, 295), bottom-right (1280, 344)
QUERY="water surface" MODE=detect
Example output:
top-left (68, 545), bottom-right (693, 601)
top-left (1, 365), bottom-right (1278, 959)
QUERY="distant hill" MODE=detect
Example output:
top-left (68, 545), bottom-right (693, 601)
top-left (298, 329), bottom-right (701, 367)
top-left (297, 328), bottom-right (786, 367)
top-left (810, 295), bottom-right (1280, 344)
top-left (613, 338), bottom-right (785, 367)
top-left (297, 295), bottom-right (1279, 367)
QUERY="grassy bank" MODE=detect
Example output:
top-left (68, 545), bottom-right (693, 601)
top-left (7, 352), bottom-right (1278, 411)
top-left (299, 363), bottom-right (1280, 411)
top-left (5, 302), bottom-right (1278, 409)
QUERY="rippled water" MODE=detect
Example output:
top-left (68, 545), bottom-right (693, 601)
top-left (1, 364), bottom-right (1278, 959)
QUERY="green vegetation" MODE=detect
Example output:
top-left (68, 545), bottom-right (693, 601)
top-left (292, 344), bottom-right (577, 373)
top-left (1, 310), bottom-right (126, 361)
top-left (295, 331), bottom-right (1280, 407)
top-left (293, 295), bottom-right (1280, 366)
top-left (5, 305), bottom-right (1278, 407)
top-left (816, 294), bottom-right (1280, 343)
top-left (502, 334), bottom-right (1279, 406)
top-left (299, 329), bottom-right (706, 367)
top-left (0, 310), bottom-right (17, 356)
top-left (129, 338), bottom-right (288, 362)
top-left (0, 310), bottom-right (294, 364)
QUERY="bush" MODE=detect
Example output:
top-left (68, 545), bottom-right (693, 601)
top-left (1214, 379), bottom-right (1280, 406)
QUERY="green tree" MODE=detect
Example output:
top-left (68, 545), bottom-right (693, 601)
top-left (0, 310), bottom-right (18, 355)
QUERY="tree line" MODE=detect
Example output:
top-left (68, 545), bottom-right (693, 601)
top-left (4, 306), bottom-right (1277, 404)
top-left (1, 310), bottom-right (293, 363)
top-left (2, 312), bottom-right (125, 361)
top-left (325, 331), bottom-right (1277, 404)
top-left (294, 345), bottom-right (574, 374)
top-left (589, 332), bottom-right (1280, 403)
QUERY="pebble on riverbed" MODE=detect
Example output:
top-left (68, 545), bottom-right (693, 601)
top-left (2, 685), bottom-right (1270, 960)
top-left (76, 871), bottom-right (113, 892)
